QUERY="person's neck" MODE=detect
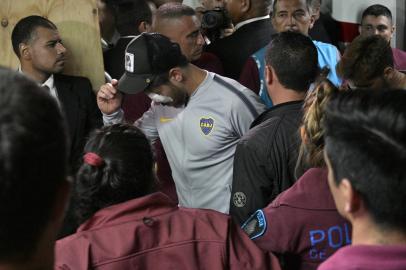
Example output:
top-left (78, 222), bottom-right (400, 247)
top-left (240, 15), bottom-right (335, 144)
top-left (20, 65), bottom-right (50, 84)
top-left (182, 64), bottom-right (208, 96)
top-left (269, 85), bottom-right (306, 105)
top-left (351, 217), bottom-right (406, 246)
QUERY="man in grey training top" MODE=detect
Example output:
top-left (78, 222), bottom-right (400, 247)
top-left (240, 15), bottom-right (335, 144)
top-left (97, 33), bottom-right (265, 213)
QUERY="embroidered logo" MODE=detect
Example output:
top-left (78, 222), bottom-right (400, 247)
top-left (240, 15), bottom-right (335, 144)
top-left (233, 192), bottom-right (247, 207)
top-left (125, 52), bottom-right (135, 73)
top-left (200, 117), bottom-right (214, 135)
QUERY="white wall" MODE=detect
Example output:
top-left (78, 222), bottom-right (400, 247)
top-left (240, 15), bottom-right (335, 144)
top-left (331, 0), bottom-right (405, 49)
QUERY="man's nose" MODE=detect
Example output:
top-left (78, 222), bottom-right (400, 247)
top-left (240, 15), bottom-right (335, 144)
top-left (197, 32), bottom-right (205, 45)
top-left (56, 43), bottom-right (66, 54)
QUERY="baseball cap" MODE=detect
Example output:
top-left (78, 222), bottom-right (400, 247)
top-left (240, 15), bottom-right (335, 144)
top-left (118, 32), bottom-right (188, 94)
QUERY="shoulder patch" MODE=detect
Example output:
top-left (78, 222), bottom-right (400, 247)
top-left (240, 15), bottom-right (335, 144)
top-left (241, 210), bottom-right (267, 240)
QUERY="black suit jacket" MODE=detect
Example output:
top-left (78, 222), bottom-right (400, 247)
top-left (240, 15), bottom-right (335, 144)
top-left (54, 74), bottom-right (102, 172)
top-left (206, 18), bottom-right (275, 80)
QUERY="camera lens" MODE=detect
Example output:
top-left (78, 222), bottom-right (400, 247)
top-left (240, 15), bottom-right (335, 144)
top-left (202, 11), bottom-right (224, 29)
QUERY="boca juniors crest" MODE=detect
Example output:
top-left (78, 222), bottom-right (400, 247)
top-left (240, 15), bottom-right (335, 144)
top-left (200, 117), bottom-right (214, 135)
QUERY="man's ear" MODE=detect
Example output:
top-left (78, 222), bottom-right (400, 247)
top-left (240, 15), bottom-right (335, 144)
top-left (20, 43), bottom-right (31, 60)
top-left (169, 67), bottom-right (183, 83)
top-left (138, 21), bottom-right (151, 33)
top-left (265, 64), bottom-right (274, 86)
top-left (309, 13), bottom-right (316, 30)
top-left (340, 178), bottom-right (362, 215)
top-left (241, 0), bottom-right (250, 13)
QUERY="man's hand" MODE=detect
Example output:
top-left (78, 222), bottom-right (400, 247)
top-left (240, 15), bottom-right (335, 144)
top-left (97, 79), bottom-right (123, 115)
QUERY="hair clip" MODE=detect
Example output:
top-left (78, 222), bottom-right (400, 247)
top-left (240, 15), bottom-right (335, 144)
top-left (83, 152), bottom-right (104, 167)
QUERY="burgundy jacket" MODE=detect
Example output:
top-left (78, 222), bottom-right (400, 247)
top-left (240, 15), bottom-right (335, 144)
top-left (55, 192), bottom-right (280, 270)
top-left (242, 168), bottom-right (351, 270)
top-left (392, 47), bottom-right (406, 71)
top-left (318, 245), bottom-right (406, 270)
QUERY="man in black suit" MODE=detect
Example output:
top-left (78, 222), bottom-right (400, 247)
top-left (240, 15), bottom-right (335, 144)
top-left (205, 0), bottom-right (274, 80)
top-left (11, 15), bottom-right (102, 172)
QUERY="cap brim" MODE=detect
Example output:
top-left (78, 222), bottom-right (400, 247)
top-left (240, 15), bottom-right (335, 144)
top-left (117, 72), bottom-right (153, 95)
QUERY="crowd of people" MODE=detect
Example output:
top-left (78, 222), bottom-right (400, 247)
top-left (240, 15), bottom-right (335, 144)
top-left (1, 0), bottom-right (406, 269)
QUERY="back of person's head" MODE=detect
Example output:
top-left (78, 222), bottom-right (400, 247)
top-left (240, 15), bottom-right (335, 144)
top-left (11, 15), bottom-right (57, 58)
top-left (154, 2), bottom-right (196, 21)
top-left (115, 0), bottom-right (153, 36)
top-left (295, 80), bottom-right (339, 176)
top-left (324, 89), bottom-right (406, 232)
top-left (0, 67), bottom-right (68, 261)
top-left (265, 31), bottom-right (318, 92)
top-left (75, 124), bottom-right (156, 224)
top-left (337, 35), bottom-right (393, 88)
top-left (361, 4), bottom-right (392, 23)
top-left (251, 0), bottom-right (273, 16)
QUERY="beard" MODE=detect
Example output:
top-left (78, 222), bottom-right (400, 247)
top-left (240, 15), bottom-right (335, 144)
top-left (165, 82), bottom-right (189, 108)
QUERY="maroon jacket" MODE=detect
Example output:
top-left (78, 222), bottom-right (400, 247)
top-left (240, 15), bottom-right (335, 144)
top-left (392, 47), bottom-right (406, 71)
top-left (242, 168), bottom-right (351, 270)
top-left (55, 192), bottom-right (281, 270)
top-left (318, 245), bottom-right (406, 270)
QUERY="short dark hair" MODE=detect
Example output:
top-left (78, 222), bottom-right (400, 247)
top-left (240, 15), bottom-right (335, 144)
top-left (155, 2), bottom-right (196, 20)
top-left (361, 4), bottom-right (393, 24)
top-left (75, 124), bottom-right (156, 224)
top-left (324, 89), bottom-right (406, 232)
top-left (0, 67), bottom-right (68, 261)
top-left (265, 31), bottom-right (319, 92)
top-left (11, 15), bottom-right (57, 58)
top-left (115, 0), bottom-right (153, 36)
top-left (337, 35), bottom-right (393, 86)
top-left (272, 0), bottom-right (312, 15)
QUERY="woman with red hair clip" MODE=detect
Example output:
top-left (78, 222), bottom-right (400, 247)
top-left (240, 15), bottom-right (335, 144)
top-left (55, 123), bottom-right (281, 270)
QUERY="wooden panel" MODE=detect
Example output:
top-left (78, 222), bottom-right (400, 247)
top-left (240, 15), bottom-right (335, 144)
top-left (0, 0), bottom-right (104, 91)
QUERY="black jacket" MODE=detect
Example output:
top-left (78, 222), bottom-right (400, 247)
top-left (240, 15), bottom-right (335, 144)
top-left (230, 100), bottom-right (303, 225)
top-left (54, 74), bottom-right (102, 172)
top-left (206, 18), bottom-right (274, 80)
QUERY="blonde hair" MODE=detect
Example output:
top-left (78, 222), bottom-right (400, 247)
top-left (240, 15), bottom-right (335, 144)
top-left (295, 79), bottom-right (340, 175)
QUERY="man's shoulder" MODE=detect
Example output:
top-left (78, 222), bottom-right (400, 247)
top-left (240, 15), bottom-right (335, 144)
top-left (251, 101), bottom-right (303, 127)
top-left (207, 19), bottom-right (273, 50)
top-left (313, 40), bottom-right (338, 52)
top-left (54, 73), bottom-right (91, 85)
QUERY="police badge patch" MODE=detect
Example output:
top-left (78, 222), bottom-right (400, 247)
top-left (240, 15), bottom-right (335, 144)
top-left (241, 210), bottom-right (267, 240)
top-left (200, 117), bottom-right (214, 135)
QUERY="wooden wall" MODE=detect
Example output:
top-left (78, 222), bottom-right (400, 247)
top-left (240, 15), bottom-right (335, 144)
top-left (0, 0), bottom-right (105, 91)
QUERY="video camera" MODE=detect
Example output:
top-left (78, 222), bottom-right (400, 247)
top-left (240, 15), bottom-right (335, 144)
top-left (201, 8), bottom-right (232, 42)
